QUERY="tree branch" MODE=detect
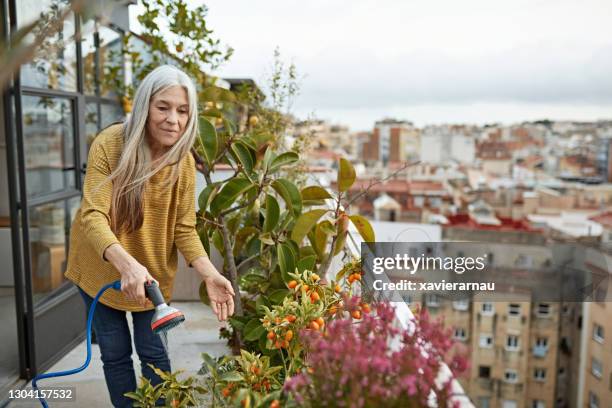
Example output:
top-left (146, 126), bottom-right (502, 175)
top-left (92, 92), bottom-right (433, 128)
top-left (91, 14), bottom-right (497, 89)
top-left (346, 160), bottom-right (420, 206)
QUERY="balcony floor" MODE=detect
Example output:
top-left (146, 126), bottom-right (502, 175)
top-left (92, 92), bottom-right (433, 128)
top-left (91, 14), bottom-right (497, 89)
top-left (14, 302), bottom-right (229, 407)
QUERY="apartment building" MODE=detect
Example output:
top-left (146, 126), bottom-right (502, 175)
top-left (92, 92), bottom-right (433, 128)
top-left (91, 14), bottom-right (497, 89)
top-left (575, 248), bottom-right (612, 408)
top-left (361, 118), bottom-right (419, 165)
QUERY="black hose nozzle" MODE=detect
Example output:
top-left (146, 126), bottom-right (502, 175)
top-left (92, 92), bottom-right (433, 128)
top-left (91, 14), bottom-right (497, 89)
top-left (144, 280), bottom-right (166, 307)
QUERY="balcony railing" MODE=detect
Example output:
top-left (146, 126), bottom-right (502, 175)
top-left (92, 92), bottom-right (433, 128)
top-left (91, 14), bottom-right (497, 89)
top-left (533, 344), bottom-right (548, 358)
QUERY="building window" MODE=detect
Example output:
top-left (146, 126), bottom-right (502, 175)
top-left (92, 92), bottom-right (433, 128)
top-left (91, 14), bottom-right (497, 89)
top-left (591, 358), bottom-right (603, 379)
top-left (479, 365), bottom-right (491, 379)
top-left (532, 401), bottom-right (545, 408)
top-left (535, 337), bottom-right (548, 348)
top-left (508, 303), bottom-right (521, 317)
top-left (593, 324), bottom-right (604, 343)
top-left (536, 303), bottom-right (551, 317)
top-left (425, 293), bottom-right (440, 307)
top-left (479, 334), bottom-right (494, 348)
top-left (506, 335), bottom-right (520, 351)
top-left (453, 299), bottom-right (469, 311)
top-left (504, 369), bottom-right (519, 383)
top-left (515, 254), bottom-right (533, 268)
top-left (533, 368), bottom-right (546, 381)
top-left (589, 391), bottom-right (599, 408)
top-left (562, 304), bottom-right (571, 316)
top-left (453, 328), bottom-right (468, 341)
top-left (533, 337), bottom-right (548, 357)
top-left (481, 302), bottom-right (494, 316)
top-left (478, 397), bottom-right (491, 408)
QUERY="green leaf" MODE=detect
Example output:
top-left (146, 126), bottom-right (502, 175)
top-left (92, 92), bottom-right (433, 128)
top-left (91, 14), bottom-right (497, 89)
top-left (271, 178), bottom-right (302, 216)
top-left (349, 214), bottom-right (375, 242)
top-left (198, 183), bottom-right (217, 212)
top-left (212, 229), bottom-right (224, 253)
top-left (200, 86), bottom-right (236, 103)
top-left (243, 319), bottom-right (266, 342)
top-left (263, 194), bottom-right (280, 233)
top-left (297, 255), bottom-right (317, 273)
top-left (320, 220), bottom-right (337, 235)
top-left (259, 232), bottom-right (275, 246)
top-left (199, 117), bottom-right (218, 166)
top-left (337, 158), bottom-right (356, 192)
top-left (198, 227), bottom-right (210, 256)
top-left (228, 316), bottom-right (246, 331)
top-left (219, 372), bottom-right (243, 382)
top-left (255, 295), bottom-right (271, 314)
top-left (268, 289), bottom-right (290, 304)
top-left (299, 245), bottom-right (317, 259)
top-left (301, 186), bottom-right (333, 201)
top-left (263, 148), bottom-right (275, 171)
top-left (231, 141), bottom-right (254, 173)
top-left (210, 178), bottom-right (254, 216)
top-left (314, 222), bottom-right (330, 256)
top-left (239, 136), bottom-right (257, 151)
top-left (269, 152), bottom-right (299, 172)
top-left (334, 231), bottom-right (347, 256)
top-left (234, 226), bottom-right (258, 257)
top-left (277, 243), bottom-right (296, 284)
top-left (291, 209), bottom-right (328, 244)
top-left (199, 281), bottom-right (210, 306)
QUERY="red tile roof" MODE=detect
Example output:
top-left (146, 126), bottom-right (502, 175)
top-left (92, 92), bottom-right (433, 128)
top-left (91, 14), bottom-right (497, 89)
top-left (589, 212), bottom-right (612, 229)
top-left (445, 214), bottom-right (540, 232)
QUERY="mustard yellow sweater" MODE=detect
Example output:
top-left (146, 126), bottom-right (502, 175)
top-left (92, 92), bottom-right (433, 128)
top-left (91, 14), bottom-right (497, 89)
top-left (65, 124), bottom-right (207, 311)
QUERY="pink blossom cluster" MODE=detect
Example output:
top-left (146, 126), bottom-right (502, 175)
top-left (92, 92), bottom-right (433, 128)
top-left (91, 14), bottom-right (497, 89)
top-left (284, 299), bottom-right (468, 408)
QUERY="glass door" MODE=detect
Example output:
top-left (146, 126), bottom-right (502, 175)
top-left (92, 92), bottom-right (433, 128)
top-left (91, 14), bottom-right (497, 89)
top-left (6, 0), bottom-right (88, 379)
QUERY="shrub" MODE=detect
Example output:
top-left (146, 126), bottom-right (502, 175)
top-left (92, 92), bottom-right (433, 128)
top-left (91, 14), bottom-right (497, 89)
top-left (284, 300), bottom-right (468, 408)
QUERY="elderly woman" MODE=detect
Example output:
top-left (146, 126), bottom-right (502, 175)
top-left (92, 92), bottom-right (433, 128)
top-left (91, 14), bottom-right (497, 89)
top-left (64, 65), bottom-right (234, 407)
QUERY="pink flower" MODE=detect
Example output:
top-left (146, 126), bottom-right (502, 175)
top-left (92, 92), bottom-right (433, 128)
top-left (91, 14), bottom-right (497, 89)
top-left (284, 298), bottom-right (468, 407)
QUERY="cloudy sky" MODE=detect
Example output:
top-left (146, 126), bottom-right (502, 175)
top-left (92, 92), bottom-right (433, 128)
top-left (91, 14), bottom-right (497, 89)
top-left (137, 0), bottom-right (612, 131)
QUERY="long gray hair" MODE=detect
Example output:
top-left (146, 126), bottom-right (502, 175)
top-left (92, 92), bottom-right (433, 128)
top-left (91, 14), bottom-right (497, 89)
top-left (108, 65), bottom-right (198, 234)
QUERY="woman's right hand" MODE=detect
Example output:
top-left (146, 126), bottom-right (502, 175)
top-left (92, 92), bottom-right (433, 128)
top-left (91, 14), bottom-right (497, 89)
top-left (120, 260), bottom-right (156, 307)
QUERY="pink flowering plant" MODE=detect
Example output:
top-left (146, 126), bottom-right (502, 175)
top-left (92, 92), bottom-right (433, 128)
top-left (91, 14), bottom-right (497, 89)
top-left (284, 298), bottom-right (468, 408)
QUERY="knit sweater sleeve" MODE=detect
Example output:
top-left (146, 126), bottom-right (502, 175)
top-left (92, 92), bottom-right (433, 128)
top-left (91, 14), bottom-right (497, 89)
top-left (174, 156), bottom-right (208, 266)
top-left (80, 136), bottom-right (120, 261)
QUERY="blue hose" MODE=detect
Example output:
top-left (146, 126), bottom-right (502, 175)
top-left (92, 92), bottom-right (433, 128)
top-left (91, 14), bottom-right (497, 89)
top-left (32, 280), bottom-right (122, 407)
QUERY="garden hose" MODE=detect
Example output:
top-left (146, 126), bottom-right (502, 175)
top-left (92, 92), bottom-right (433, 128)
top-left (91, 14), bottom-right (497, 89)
top-left (32, 280), bottom-right (121, 408)
top-left (31, 279), bottom-right (185, 407)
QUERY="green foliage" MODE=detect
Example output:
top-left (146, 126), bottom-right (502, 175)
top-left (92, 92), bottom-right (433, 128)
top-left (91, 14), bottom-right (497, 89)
top-left (124, 364), bottom-right (206, 407)
top-left (103, 0), bottom-right (233, 103)
top-left (200, 351), bottom-right (283, 408)
top-left (337, 157), bottom-right (356, 192)
top-left (199, 117), bottom-right (218, 166)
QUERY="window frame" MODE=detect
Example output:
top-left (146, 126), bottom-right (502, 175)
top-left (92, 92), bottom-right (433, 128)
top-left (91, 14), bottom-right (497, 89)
top-left (533, 368), bottom-right (546, 382)
top-left (481, 302), bottom-right (494, 316)
top-left (593, 324), bottom-right (604, 344)
top-left (503, 369), bottom-right (519, 384)
top-left (508, 303), bottom-right (521, 317)
top-left (506, 334), bottom-right (520, 351)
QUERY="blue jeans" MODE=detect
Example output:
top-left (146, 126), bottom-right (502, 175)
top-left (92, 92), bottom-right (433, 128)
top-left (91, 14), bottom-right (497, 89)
top-left (78, 286), bottom-right (171, 408)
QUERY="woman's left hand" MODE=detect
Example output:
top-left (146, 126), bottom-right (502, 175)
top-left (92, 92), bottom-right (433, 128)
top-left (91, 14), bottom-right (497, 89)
top-left (204, 272), bottom-right (235, 322)
top-left (192, 256), bottom-right (236, 321)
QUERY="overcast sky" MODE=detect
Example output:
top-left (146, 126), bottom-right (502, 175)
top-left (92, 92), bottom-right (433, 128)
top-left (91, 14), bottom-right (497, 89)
top-left (135, 0), bottom-right (612, 131)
